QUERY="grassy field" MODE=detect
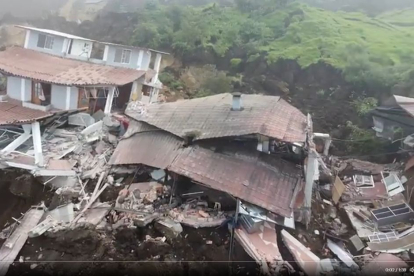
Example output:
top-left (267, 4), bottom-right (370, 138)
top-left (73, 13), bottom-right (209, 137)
top-left (260, 3), bottom-right (414, 68)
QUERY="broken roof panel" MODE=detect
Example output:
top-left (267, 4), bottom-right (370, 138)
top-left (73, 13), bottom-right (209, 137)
top-left (0, 47), bottom-right (146, 86)
top-left (169, 145), bottom-right (303, 217)
top-left (393, 95), bottom-right (414, 118)
top-left (0, 99), bottom-right (53, 125)
top-left (109, 129), bottom-right (184, 168)
top-left (126, 93), bottom-right (307, 143)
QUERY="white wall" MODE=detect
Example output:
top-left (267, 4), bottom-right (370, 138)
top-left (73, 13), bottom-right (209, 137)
top-left (51, 85), bottom-right (79, 110)
top-left (7, 77), bottom-right (31, 102)
top-left (70, 39), bottom-right (93, 58)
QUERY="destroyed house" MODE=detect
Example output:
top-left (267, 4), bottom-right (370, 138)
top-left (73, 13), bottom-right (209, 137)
top-left (371, 95), bottom-right (414, 144)
top-left (110, 93), bottom-right (312, 224)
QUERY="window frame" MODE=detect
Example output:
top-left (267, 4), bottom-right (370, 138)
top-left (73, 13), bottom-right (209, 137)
top-left (114, 48), bottom-right (131, 64)
top-left (37, 34), bottom-right (55, 50)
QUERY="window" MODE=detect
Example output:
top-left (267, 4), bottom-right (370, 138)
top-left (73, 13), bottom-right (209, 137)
top-left (114, 49), bottom-right (131, 64)
top-left (353, 174), bottom-right (374, 188)
top-left (37, 34), bottom-right (54, 50)
top-left (382, 172), bottom-right (404, 197)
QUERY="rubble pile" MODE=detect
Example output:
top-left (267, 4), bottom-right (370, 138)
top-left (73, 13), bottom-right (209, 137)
top-left (169, 198), bottom-right (227, 228)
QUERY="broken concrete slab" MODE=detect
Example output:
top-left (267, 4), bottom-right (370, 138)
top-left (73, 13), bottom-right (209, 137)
top-left (362, 253), bottom-right (408, 276)
top-left (350, 235), bottom-right (365, 252)
top-left (154, 218), bottom-right (183, 240)
top-left (344, 205), bottom-right (375, 239)
top-left (77, 202), bottom-right (111, 227)
top-left (281, 229), bottom-right (321, 276)
top-left (48, 203), bottom-right (75, 224)
top-left (327, 239), bottom-right (358, 269)
top-left (68, 113), bottom-right (95, 128)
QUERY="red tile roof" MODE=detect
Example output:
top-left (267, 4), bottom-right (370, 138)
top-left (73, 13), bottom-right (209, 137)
top-left (0, 99), bottom-right (53, 125)
top-left (126, 93), bottom-right (307, 143)
top-left (0, 47), bottom-right (146, 86)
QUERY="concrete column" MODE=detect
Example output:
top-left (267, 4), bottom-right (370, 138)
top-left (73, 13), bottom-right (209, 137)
top-left (152, 53), bottom-right (162, 83)
top-left (103, 45), bottom-right (109, 62)
top-left (129, 81), bottom-right (138, 101)
top-left (104, 87), bottom-right (116, 115)
top-left (62, 38), bottom-right (69, 54)
top-left (24, 30), bottom-right (31, 49)
top-left (304, 149), bottom-right (318, 209)
top-left (149, 88), bottom-right (159, 104)
top-left (32, 122), bottom-right (44, 167)
top-left (1, 125), bottom-right (32, 154)
top-left (65, 87), bottom-right (71, 110)
top-left (20, 78), bottom-right (26, 102)
top-left (137, 50), bottom-right (143, 69)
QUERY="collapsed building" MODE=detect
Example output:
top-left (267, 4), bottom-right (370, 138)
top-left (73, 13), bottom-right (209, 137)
top-left (109, 92), bottom-right (330, 273)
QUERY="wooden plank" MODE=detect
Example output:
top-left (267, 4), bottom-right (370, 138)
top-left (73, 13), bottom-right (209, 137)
top-left (332, 176), bottom-right (346, 204)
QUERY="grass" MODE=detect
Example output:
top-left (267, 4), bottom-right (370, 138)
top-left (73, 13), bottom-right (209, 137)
top-left (259, 3), bottom-right (414, 68)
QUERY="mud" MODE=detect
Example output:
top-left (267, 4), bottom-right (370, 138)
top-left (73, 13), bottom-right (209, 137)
top-left (0, 170), bottom-right (54, 228)
top-left (6, 223), bottom-right (259, 276)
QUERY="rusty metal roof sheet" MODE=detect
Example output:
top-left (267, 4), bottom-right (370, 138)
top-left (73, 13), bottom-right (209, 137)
top-left (126, 93), bottom-right (307, 143)
top-left (0, 47), bottom-right (146, 86)
top-left (109, 124), bottom-right (184, 168)
top-left (0, 99), bottom-right (53, 125)
top-left (169, 145), bottom-right (303, 217)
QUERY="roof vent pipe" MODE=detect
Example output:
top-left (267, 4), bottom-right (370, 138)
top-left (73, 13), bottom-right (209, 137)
top-left (231, 92), bottom-right (243, 111)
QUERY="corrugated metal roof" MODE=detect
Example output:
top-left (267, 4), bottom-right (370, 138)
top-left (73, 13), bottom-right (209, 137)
top-left (126, 93), bottom-right (307, 143)
top-left (0, 47), bottom-right (146, 86)
top-left (14, 25), bottom-right (94, 41)
top-left (0, 99), bottom-right (53, 125)
top-left (109, 124), bottom-right (303, 216)
top-left (394, 95), bottom-right (414, 118)
top-left (109, 127), bottom-right (184, 168)
top-left (169, 145), bottom-right (302, 217)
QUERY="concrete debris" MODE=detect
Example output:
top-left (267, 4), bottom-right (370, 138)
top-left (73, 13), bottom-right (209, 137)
top-left (281, 230), bottom-right (323, 276)
top-left (326, 239), bottom-right (359, 269)
top-left (350, 235), bottom-right (365, 252)
top-left (169, 199), bottom-right (227, 228)
top-left (154, 218), bottom-right (183, 240)
top-left (68, 113), bottom-right (95, 128)
top-left (47, 203), bottom-right (75, 224)
top-left (361, 253), bottom-right (408, 276)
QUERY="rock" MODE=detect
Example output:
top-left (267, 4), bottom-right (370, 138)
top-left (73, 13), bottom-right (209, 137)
top-left (314, 230), bottom-right (320, 235)
top-left (30, 264), bottom-right (38, 269)
top-left (107, 175), bottom-right (114, 185)
top-left (38, 254), bottom-right (43, 260)
top-left (328, 206), bottom-right (337, 219)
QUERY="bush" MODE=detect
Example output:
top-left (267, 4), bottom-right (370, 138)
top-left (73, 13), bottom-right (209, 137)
top-left (230, 58), bottom-right (242, 69)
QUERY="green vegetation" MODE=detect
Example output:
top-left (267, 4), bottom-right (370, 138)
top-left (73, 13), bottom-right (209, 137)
top-left (130, 1), bottom-right (414, 94)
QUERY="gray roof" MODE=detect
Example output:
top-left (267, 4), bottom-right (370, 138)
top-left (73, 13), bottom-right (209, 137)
top-left (125, 93), bottom-right (307, 143)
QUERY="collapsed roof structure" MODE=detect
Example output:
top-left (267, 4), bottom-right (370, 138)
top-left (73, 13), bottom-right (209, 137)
top-left (110, 93), bottom-right (312, 220)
